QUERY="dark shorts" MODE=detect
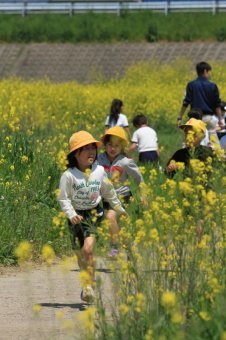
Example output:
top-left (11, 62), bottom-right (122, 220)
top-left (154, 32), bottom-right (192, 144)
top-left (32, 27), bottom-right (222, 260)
top-left (102, 192), bottom-right (132, 210)
top-left (68, 204), bottom-right (104, 249)
top-left (217, 130), bottom-right (226, 140)
top-left (139, 151), bottom-right (159, 163)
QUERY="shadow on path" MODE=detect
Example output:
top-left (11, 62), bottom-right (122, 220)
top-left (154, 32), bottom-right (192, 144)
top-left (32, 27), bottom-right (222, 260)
top-left (71, 268), bottom-right (114, 274)
top-left (40, 302), bottom-right (87, 311)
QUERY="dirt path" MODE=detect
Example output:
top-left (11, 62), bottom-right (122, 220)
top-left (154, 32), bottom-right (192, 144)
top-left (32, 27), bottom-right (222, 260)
top-left (0, 259), bottom-right (113, 340)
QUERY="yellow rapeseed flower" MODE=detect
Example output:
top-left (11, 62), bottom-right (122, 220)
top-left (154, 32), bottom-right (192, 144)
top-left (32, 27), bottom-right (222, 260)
top-left (41, 244), bottom-right (55, 266)
top-left (57, 150), bottom-right (67, 170)
top-left (80, 270), bottom-right (92, 287)
top-left (161, 291), bottom-right (176, 309)
top-left (135, 292), bottom-right (146, 312)
top-left (171, 312), bottom-right (184, 324)
top-left (33, 304), bottom-right (41, 316)
top-left (179, 180), bottom-right (194, 195)
top-left (186, 130), bottom-right (195, 147)
top-left (21, 155), bottom-right (29, 163)
top-left (221, 331), bottom-right (226, 340)
top-left (144, 329), bottom-right (153, 340)
top-left (15, 241), bottom-right (33, 264)
top-left (149, 228), bottom-right (159, 242)
top-left (205, 190), bottom-right (217, 206)
top-left (79, 307), bottom-right (96, 333)
top-left (199, 311), bottom-right (211, 321)
top-left (119, 304), bottom-right (129, 315)
top-left (139, 166), bottom-right (146, 175)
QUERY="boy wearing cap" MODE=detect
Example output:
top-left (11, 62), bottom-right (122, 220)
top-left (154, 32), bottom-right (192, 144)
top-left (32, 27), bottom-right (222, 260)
top-left (98, 126), bottom-right (144, 258)
top-left (58, 130), bottom-right (126, 303)
top-left (166, 118), bottom-right (213, 177)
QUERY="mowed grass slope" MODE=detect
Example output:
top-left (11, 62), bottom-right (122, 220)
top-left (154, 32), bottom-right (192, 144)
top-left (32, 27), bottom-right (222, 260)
top-left (0, 12), bottom-right (226, 42)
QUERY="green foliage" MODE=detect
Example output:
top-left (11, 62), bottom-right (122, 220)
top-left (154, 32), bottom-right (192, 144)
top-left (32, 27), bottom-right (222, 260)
top-left (94, 162), bottom-right (226, 339)
top-left (146, 23), bottom-right (158, 42)
top-left (0, 128), bottom-right (71, 263)
top-left (0, 12), bottom-right (226, 42)
top-left (216, 27), bottom-right (226, 41)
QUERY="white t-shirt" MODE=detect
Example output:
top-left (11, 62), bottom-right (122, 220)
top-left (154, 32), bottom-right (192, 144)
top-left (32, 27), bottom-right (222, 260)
top-left (58, 163), bottom-right (125, 221)
top-left (200, 129), bottom-right (210, 146)
top-left (105, 113), bottom-right (129, 128)
top-left (131, 126), bottom-right (158, 152)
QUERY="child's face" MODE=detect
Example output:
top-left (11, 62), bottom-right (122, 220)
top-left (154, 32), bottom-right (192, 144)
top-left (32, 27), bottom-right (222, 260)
top-left (105, 136), bottom-right (123, 161)
top-left (75, 143), bottom-right (96, 171)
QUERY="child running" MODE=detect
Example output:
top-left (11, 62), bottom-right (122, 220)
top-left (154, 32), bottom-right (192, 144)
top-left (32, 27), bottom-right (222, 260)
top-left (58, 131), bottom-right (126, 303)
top-left (127, 114), bottom-right (159, 163)
top-left (98, 126), bottom-right (144, 258)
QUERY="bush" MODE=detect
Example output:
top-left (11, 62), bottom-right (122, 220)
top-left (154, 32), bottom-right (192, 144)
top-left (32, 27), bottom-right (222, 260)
top-left (146, 23), bottom-right (158, 42)
top-left (216, 27), bottom-right (226, 42)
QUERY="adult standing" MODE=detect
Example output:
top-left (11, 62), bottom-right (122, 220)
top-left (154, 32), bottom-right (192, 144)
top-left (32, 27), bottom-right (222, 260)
top-left (105, 99), bottom-right (130, 137)
top-left (177, 61), bottom-right (223, 142)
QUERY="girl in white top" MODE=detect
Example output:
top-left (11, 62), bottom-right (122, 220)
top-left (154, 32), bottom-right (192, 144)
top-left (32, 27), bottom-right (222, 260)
top-left (58, 130), bottom-right (125, 303)
top-left (105, 98), bottom-right (130, 137)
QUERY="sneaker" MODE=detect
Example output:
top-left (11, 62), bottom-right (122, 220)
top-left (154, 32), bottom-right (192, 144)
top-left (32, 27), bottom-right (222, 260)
top-left (80, 285), bottom-right (95, 303)
top-left (108, 248), bottom-right (119, 259)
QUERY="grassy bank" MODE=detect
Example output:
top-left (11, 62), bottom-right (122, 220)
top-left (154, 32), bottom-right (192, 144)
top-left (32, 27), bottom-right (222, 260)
top-left (0, 12), bottom-right (226, 42)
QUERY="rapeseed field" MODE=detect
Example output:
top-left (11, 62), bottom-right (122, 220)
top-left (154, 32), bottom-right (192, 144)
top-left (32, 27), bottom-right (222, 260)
top-left (1, 60), bottom-right (226, 339)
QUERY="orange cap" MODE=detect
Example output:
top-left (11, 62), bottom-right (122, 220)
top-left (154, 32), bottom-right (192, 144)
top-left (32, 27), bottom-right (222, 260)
top-left (101, 126), bottom-right (129, 145)
top-left (69, 131), bottom-right (102, 154)
top-left (179, 118), bottom-right (206, 134)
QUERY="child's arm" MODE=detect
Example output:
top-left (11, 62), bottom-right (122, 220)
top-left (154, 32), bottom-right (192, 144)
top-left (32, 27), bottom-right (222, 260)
top-left (125, 159), bottom-right (148, 206)
top-left (124, 159), bottom-right (143, 185)
top-left (58, 173), bottom-right (82, 222)
top-left (124, 126), bottom-right (131, 139)
top-left (126, 142), bottom-right (137, 157)
top-left (101, 173), bottom-right (126, 215)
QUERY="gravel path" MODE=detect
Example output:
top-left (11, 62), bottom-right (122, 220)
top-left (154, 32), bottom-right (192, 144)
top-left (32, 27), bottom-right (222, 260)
top-left (0, 259), bottom-right (114, 340)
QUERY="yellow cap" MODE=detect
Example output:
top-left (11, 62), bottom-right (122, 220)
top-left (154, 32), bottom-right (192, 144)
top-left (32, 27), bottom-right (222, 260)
top-left (69, 131), bottom-right (102, 154)
top-left (179, 118), bottom-right (206, 134)
top-left (101, 126), bottom-right (129, 145)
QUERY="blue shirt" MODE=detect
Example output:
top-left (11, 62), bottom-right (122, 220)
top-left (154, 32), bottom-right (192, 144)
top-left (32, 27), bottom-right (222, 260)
top-left (183, 76), bottom-right (221, 115)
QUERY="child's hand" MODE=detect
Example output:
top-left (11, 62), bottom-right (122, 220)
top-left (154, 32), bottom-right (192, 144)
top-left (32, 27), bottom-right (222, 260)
top-left (71, 215), bottom-right (83, 225)
top-left (218, 120), bottom-right (224, 128)
top-left (166, 163), bottom-right (178, 172)
top-left (120, 211), bottom-right (129, 218)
